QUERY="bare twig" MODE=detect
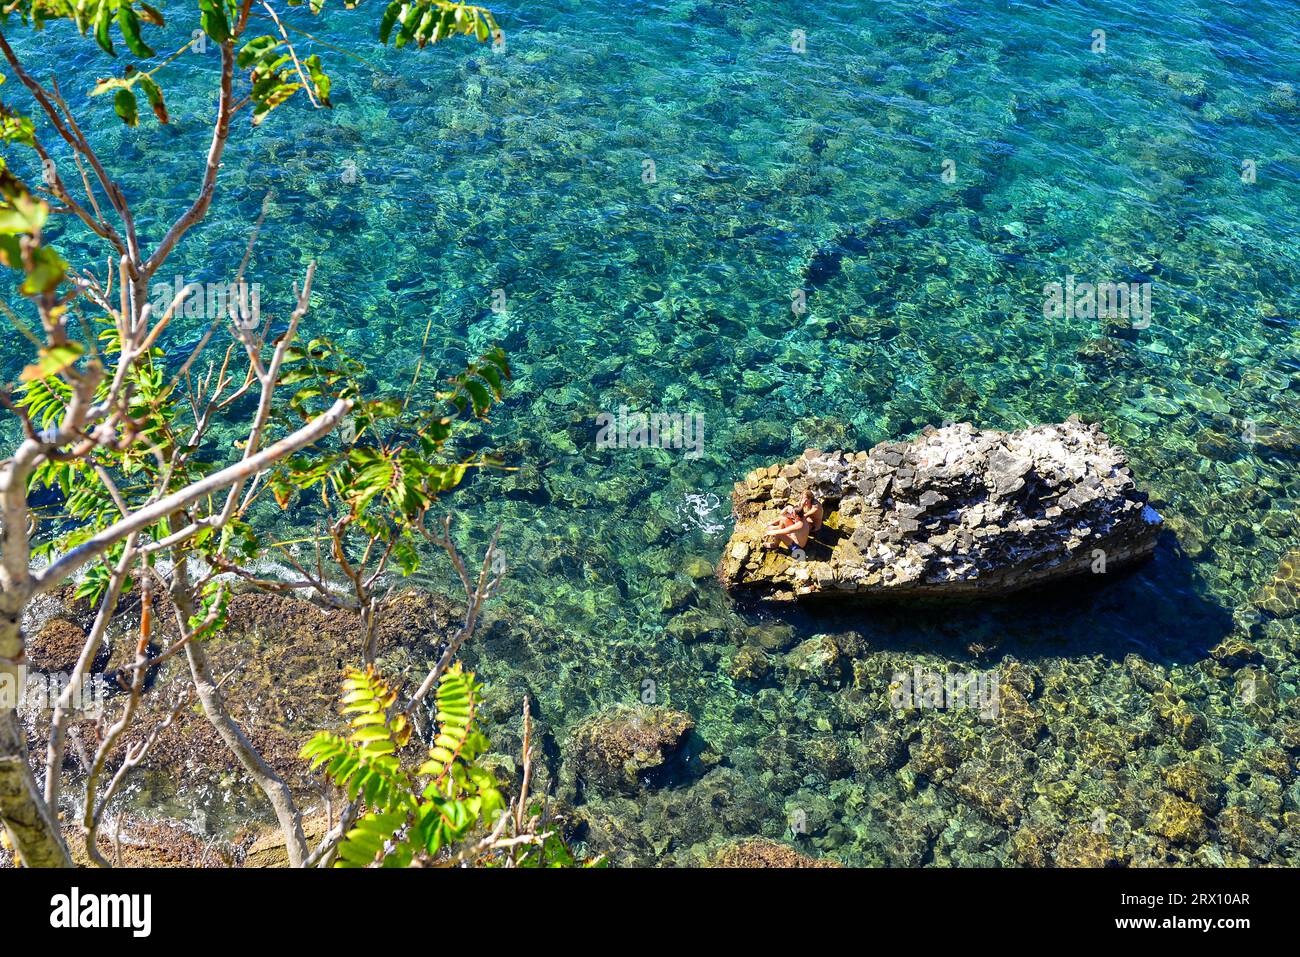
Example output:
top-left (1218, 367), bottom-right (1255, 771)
top-left (404, 519), bottom-right (503, 718)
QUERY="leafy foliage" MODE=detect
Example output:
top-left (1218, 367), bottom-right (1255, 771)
top-left (237, 34), bottom-right (328, 125)
top-left (443, 346), bottom-right (510, 419)
top-left (1, 1), bottom-right (499, 132)
top-left (0, 104), bottom-right (35, 148)
top-left (1, 0), bottom-right (166, 58)
top-left (91, 66), bottom-right (169, 128)
top-left (301, 663), bottom-right (505, 867)
top-left (267, 345), bottom-right (509, 563)
top-left (0, 0), bottom-right (503, 314)
top-left (378, 0), bottom-right (499, 49)
top-left (0, 166), bottom-right (67, 295)
top-left (16, 321), bottom-right (203, 606)
top-left (0, 0), bottom-right (512, 871)
top-left (197, 0), bottom-right (235, 44)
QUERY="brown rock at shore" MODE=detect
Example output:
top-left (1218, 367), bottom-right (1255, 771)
top-left (241, 812), bottom-right (333, 867)
top-left (27, 618), bottom-right (105, 673)
top-left (66, 818), bottom-right (234, 868)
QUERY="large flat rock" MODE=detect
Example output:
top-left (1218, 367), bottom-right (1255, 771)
top-left (718, 418), bottom-right (1162, 603)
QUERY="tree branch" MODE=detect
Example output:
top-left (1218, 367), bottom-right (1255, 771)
top-left (35, 396), bottom-right (352, 594)
top-left (142, 41), bottom-right (236, 277)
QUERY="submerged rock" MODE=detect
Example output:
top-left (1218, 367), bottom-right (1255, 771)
top-left (786, 635), bottom-right (842, 685)
top-left (718, 418), bottom-right (1162, 602)
top-left (664, 608), bottom-right (729, 643)
top-left (1150, 793), bottom-right (1208, 846)
top-left (67, 818), bottom-right (235, 868)
top-left (1153, 688), bottom-right (1209, 749)
top-left (1217, 807), bottom-right (1278, 860)
top-left (1163, 762), bottom-right (1223, 813)
top-left (1209, 636), bottom-right (1262, 669)
top-left (683, 556), bottom-right (715, 580)
top-left (1255, 549), bottom-right (1300, 618)
top-left (707, 838), bottom-right (839, 868)
top-left (728, 645), bottom-right (772, 682)
top-left (1053, 824), bottom-right (1126, 867)
top-left (242, 813), bottom-right (333, 868)
top-left (565, 705), bottom-right (695, 796)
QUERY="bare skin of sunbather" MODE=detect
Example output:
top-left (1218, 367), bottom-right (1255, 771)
top-left (762, 491), bottom-right (824, 551)
top-left (763, 505), bottom-right (810, 550)
top-left (796, 490), bottom-right (824, 534)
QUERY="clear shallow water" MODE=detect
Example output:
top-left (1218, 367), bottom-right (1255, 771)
top-left (7, 0), bottom-right (1300, 864)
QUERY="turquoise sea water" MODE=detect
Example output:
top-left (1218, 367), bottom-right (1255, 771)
top-left (8, 0), bottom-right (1300, 864)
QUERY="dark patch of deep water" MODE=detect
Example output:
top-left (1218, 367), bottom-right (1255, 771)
top-left (6, 0), bottom-right (1300, 864)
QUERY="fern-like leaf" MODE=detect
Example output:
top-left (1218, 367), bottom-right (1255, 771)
top-left (303, 662), bottom-right (505, 865)
top-left (300, 666), bottom-right (415, 815)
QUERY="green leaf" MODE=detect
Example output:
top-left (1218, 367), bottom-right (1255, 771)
top-left (304, 54), bottom-right (332, 107)
top-left (237, 35), bottom-right (279, 69)
top-left (395, 3), bottom-right (422, 48)
top-left (94, 1), bottom-right (116, 56)
top-left (379, 3), bottom-right (501, 50)
top-left (0, 191), bottom-right (47, 235)
top-left (117, 6), bottom-right (156, 58)
top-left (137, 74), bottom-right (169, 123)
top-left (379, 0), bottom-right (403, 44)
top-left (113, 87), bottom-right (139, 127)
top-left (462, 378), bottom-right (491, 416)
top-left (21, 342), bottom-right (84, 383)
top-left (73, 563), bottom-right (118, 606)
top-left (0, 104), bottom-right (36, 147)
top-left (19, 246), bottom-right (69, 296)
top-left (199, 0), bottom-right (232, 44)
top-left (478, 363), bottom-right (504, 399)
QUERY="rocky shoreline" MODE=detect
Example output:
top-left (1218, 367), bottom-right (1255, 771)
top-left (6, 492), bottom-right (1300, 868)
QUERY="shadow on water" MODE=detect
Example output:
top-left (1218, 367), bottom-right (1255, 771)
top-left (735, 531), bottom-right (1232, 669)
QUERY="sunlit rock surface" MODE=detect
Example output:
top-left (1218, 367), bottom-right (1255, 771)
top-left (720, 418), bottom-right (1162, 602)
top-left (1255, 548), bottom-right (1300, 617)
top-left (706, 838), bottom-right (840, 868)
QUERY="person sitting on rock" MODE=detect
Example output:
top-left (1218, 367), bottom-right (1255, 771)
top-left (763, 505), bottom-right (811, 551)
top-left (796, 490), bottom-right (824, 534)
